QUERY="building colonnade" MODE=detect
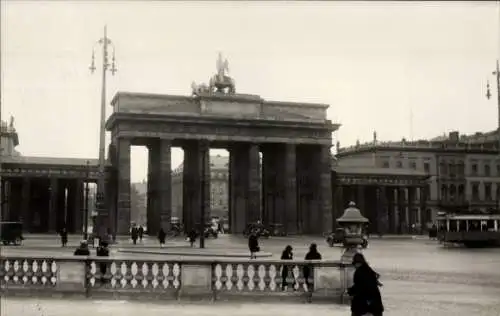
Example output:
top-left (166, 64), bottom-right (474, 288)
top-left (109, 138), bottom-right (333, 236)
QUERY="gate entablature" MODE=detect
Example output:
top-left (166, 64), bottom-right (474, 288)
top-left (106, 92), bottom-right (338, 145)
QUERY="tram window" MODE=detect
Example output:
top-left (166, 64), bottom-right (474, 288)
top-left (469, 220), bottom-right (480, 231)
top-left (486, 220), bottom-right (495, 231)
top-left (449, 220), bottom-right (458, 232)
top-left (459, 220), bottom-right (467, 232)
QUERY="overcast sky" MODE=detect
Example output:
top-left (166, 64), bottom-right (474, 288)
top-left (2, 1), bottom-right (499, 182)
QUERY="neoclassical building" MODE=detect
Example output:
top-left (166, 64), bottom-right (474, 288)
top-left (336, 130), bottom-right (500, 222)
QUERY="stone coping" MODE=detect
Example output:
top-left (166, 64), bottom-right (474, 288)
top-left (117, 249), bottom-right (274, 258)
top-left (0, 254), bottom-right (347, 266)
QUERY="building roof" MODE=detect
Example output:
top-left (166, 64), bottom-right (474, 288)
top-left (2, 156), bottom-right (99, 167)
top-left (333, 165), bottom-right (428, 177)
top-left (337, 130), bottom-right (500, 157)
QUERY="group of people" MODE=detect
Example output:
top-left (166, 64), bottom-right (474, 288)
top-left (248, 233), bottom-right (384, 315)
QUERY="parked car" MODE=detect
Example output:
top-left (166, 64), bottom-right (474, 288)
top-left (0, 221), bottom-right (24, 246)
top-left (204, 223), bottom-right (218, 238)
top-left (326, 228), bottom-right (368, 248)
top-left (243, 223), bottom-right (270, 238)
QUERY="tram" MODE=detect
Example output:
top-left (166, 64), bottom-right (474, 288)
top-left (436, 212), bottom-right (500, 247)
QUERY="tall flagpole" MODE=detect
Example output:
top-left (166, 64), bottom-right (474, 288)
top-left (89, 25), bottom-right (117, 240)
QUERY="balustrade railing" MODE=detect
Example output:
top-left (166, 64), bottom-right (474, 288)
top-left (0, 255), bottom-right (352, 303)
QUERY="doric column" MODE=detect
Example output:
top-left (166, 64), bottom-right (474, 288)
top-left (229, 143), bottom-right (260, 234)
top-left (357, 185), bottom-right (366, 216)
top-left (116, 138), bottom-right (131, 235)
top-left (72, 179), bottom-right (84, 233)
top-left (397, 187), bottom-right (405, 234)
top-left (182, 140), bottom-right (210, 233)
top-left (333, 183), bottom-right (344, 229)
top-left (377, 186), bottom-right (388, 235)
top-left (1, 179), bottom-right (10, 221)
top-left (147, 142), bottom-right (159, 234)
top-left (318, 145), bottom-right (333, 234)
top-left (283, 144), bottom-right (297, 234)
top-left (385, 187), bottom-right (395, 234)
top-left (419, 186), bottom-right (427, 234)
top-left (21, 177), bottom-right (31, 232)
top-left (158, 139), bottom-right (172, 232)
top-left (183, 142), bottom-right (197, 233)
top-left (246, 143), bottom-right (261, 224)
top-left (408, 186), bottom-right (416, 233)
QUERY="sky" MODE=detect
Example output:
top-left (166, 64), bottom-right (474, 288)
top-left (1, 1), bottom-right (500, 182)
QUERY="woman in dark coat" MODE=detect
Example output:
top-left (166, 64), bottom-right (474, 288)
top-left (280, 245), bottom-right (294, 290)
top-left (348, 253), bottom-right (384, 316)
top-left (248, 233), bottom-right (260, 259)
top-left (158, 228), bottom-right (166, 247)
top-left (303, 243), bottom-right (322, 291)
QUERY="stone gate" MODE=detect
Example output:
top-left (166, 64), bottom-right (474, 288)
top-left (105, 58), bottom-right (339, 235)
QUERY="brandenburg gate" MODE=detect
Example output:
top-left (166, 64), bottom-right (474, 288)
top-left (105, 55), bottom-right (339, 235)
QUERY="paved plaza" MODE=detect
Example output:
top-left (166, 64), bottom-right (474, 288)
top-left (2, 235), bottom-right (500, 315)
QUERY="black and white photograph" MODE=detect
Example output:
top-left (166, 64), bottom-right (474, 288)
top-left (1, 1), bottom-right (499, 316)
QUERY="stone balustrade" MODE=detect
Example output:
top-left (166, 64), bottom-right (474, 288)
top-left (0, 255), bottom-right (353, 303)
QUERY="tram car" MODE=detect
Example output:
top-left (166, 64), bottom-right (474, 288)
top-left (436, 212), bottom-right (500, 247)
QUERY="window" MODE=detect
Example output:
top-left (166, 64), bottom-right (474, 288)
top-left (497, 164), bottom-right (500, 176)
top-left (458, 184), bottom-right (465, 201)
top-left (424, 163), bottom-right (430, 173)
top-left (449, 163), bottom-right (455, 177)
top-left (496, 185), bottom-right (500, 200)
top-left (484, 183), bottom-right (492, 201)
top-left (472, 183), bottom-right (480, 201)
top-left (441, 185), bottom-right (448, 200)
top-left (471, 164), bottom-right (478, 176)
top-left (382, 161), bottom-right (389, 168)
top-left (410, 161), bottom-right (417, 170)
top-left (440, 162), bottom-right (447, 175)
top-left (484, 164), bottom-right (491, 177)
top-left (396, 161), bottom-right (403, 168)
top-left (449, 184), bottom-right (456, 201)
top-left (457, 161), bottom-right (465, 176)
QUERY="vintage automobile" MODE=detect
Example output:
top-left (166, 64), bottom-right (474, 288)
top-left (203, 223), bottom-right (219, 238)
top-left (0, 221), bottom-right (24, 246)
top-left (243, 223), bottom-right (270, 238)
top-left (269, 223), bottom-right (287, 237)
top-left (325, 227), bottom-right (368, 248)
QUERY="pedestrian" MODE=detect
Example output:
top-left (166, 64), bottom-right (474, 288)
top-left (248, 232), bottom-right (260, 259)
top-left (188, 229), bottom-right (197, 247)
top-left (348, 253), bottom-right (384, 316)
top-left (131, 225), bottom-right (138, 245)
top-left (303, 243), bottom-right (322, 295)
top-left (73, 240), bottom-right (90, 256)
top-left (158, 227), bottom-right (167, 247)
top-left (96, 240), bottom-right (110, 284)
top-left (138, 225), bottom-right (144, 242)
top-left (59, 228), bottom-right (68, 247)
top-left (280, 245), bottom-right (295, 291)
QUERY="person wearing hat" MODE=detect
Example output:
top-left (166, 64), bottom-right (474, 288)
top-left (347, 253), bottom-right (384, 316)
top-left (73, 240), bottom-right (90, 256)
top-left (96, 240), bottom-right (110, 284)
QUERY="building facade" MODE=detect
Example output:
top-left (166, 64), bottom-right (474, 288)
top-left (1, 118), bottom-right (100, 233)
top-left (336, 131), bottom-right (500, 223)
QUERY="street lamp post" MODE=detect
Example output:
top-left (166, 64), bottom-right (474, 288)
top-left (89, 26), bottom-right (117, 240)
top-left (83, 160), bottom-right (90, 240)
top-left (486, 60), bottom-right (500, 212)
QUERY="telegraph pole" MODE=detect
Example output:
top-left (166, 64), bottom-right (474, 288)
top-left (89, 26), bottom-right (117, 241)
top-left (486, 60), bottom-right (500, 212)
